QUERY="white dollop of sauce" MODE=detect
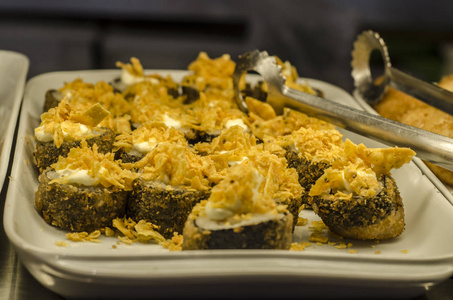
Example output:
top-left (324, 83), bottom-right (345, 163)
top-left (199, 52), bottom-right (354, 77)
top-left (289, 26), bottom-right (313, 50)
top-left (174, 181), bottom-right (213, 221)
top-left (205, 196), bottom-right (243, 221)
top-left (34, 123), bottom-right (90, 142)
top-left (132, 138), bottom-right (157, 154)
top-left (224, 119), bottom-right (248, 131)
top-left (34, 126), bottom-right (54, 142)
top-left (121, 69), bottom-right (144, 86)
top-left (163, 114), bottom-right (182, 129)
top-left (51, 168), bottom-right (101, 186)
top-left (121, 69), bottom-right (160, 86)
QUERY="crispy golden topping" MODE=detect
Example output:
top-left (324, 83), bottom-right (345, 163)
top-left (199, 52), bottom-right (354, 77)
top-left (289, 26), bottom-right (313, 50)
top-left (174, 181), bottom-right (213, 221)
top-left (66, 230), bottom-right (101, 243)
top-left (309, 139), bottom-right (415, 199)
top-left (132, 142), bottom-right (215, 190)
top-left (250, 108), bottom-right (335, 140)
top-left (280, 127), bottom-right (345, 163)
top-left (114, 122), bottom-right (187, 153)
top-left (50, 140), bottom-right (139, 190)
top-left (275, 57), bottom-right (317, 95)
top-left (186, 51), bottom-right (236, 90)
top-left (248, 150), bottom-right (303, 203)
top-left (245, 96), bottom-right (276, 121)
top-left (116, 57), bottom-right (144, 77)
top-left (36, 98), bottom-right (110, 147)
top-left (205, 163), bottom-right (279, 220)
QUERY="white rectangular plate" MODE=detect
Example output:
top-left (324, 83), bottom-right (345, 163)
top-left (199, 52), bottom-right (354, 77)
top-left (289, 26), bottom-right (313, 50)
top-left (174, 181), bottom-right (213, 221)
top-left (4, 70), bottom-right (453, 299)
top-left (0, 50), bottom-right (28, 191)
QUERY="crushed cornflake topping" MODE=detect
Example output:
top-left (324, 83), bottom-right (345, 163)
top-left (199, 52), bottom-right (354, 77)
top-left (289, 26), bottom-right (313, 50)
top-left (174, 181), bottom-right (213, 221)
top-left (114, 121), bottom-right (187, 153)
top-left (116, 57), bottom-right (144, 78)
top-left (296, 217), bottom-right (308, 226)
top-left (374, 251), bottom-right (381, 254)
top-left (250, 108), bottom-right (335, 141)
top-left (131, 142), bottom-right (215, 190)
top-left (55, 241), bottom-right (68, 247)
top-left (186, 51), bottom-right (236, 90)
top-left (309, 233), bottom-right (329, 243)
top-left (401, 250), bottom-right (409, 254)
top-left (309, 139), bottom-right (415, 200)
top-left (110, 217), bottom-right (182, 251)
top-left (348, 249), bottom-right (358, 254)
top-left (206, 163), bottom-right (278, 219)
top-left (66, 230), bottom-right (101, 243)
top-left (290, 242), bottom-right (312, 251)
top-left (50, 140), bottom-right (139, 190)
top-left (37, 98), bottom-right (110, 147)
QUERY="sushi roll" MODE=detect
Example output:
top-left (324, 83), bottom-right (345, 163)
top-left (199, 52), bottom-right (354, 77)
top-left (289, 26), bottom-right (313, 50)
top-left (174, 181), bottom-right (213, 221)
top-left (194, 125), bottom-right (303, 230)
top-left (113, 121), bottom-right (188, 163)
top-left (34, 99), bottom-right (114, 173)
top-left (308, 140), bottom-right (415, 240)
top-left (35, 141), bottom-right (138, 232)
top-left (311, 174), bottom-right (405, 240)
top-left (127, 142), bottom-right (215, 239)
top-left (183, 163), bottom-right (293, 250)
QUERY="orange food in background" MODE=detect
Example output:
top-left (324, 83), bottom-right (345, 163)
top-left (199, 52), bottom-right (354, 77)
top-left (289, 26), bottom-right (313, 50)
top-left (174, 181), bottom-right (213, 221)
top-left (374, 75), bottom-right (453, 185)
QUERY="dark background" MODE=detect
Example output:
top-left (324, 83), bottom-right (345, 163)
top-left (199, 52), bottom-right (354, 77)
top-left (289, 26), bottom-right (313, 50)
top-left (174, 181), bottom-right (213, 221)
top-left (1, 0), bottom-right (453, 93)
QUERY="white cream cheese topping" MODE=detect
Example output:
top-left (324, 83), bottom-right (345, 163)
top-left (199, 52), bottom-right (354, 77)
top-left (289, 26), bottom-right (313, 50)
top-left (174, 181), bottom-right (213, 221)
top-left (163, 114), bottom-right (182, 129)
top-left (34, 123), bottom-right (90, 142)
top-left (224, 118), bottom-right (248, 131)
top-left (121, 69), bottom-right (160, 86)
top-left (132, 138), bottom-right (158, 154)
top-left (49, 167), bottom-right (104, 186)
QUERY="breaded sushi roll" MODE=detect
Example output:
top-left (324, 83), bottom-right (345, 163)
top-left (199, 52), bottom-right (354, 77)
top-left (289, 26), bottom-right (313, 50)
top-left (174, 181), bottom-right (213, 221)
top-left (34, 99), bottom-right (114, 173)
top-left (308, 140), bottom-right (415, 240)
top-left (183, 163), bottom-right (293, 250)
top-left (127, 142), bottom-right (215, 239)
top-left (194, 126), bottom-right (303, 230)
top-left (35, 141), bottom-right (139, 232)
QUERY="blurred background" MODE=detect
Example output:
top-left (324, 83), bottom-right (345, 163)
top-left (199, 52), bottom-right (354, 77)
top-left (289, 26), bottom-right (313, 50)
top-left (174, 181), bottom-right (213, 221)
top-left (0, 0), bottom-right (453, 92)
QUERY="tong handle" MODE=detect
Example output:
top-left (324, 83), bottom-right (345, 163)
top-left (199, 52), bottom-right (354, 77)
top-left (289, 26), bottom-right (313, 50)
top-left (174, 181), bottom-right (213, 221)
top-left (388, 67), bottom-right (453, 114)
top-left (278, 86), bottom-right (453, 171)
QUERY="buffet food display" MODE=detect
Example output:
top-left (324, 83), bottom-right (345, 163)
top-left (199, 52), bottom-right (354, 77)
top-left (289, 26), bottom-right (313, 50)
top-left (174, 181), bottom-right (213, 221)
top-left (30, 52), bottom-right (416, 250)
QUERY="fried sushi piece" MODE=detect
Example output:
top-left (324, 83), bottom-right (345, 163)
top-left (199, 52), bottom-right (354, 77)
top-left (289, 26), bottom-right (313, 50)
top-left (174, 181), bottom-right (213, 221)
top-left (311, 174), bottom-right (404, 240)
top-left (35, 141), bottom-right (138, 232)
top-left (128, 180), bottom-right (210, 239)
top-left (35, 127), bottom-right (114, 173)
top-left (308, 140), bottom-right (415, 240)
top-left (34, 99), bottom-right (114, 173)
top-left (126, 142), bottom-right (216, 239)
top-left (195, 126), bottom-right (303, 230)
top-left (183, 164), bottom-right (293, 250)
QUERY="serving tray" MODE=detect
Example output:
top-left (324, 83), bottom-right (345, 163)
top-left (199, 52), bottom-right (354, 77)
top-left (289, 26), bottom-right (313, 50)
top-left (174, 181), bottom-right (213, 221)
top-left (0, 50), bottom-right (28, 191)
top-left (4, 70), bottom-right (453, 299)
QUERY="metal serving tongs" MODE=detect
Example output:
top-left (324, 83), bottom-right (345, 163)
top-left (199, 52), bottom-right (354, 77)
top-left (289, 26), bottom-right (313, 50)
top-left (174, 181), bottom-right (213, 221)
top-left (352, 30), bottom-right (453, 114)
top-left (232, 50), bottom-right (453, 172)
